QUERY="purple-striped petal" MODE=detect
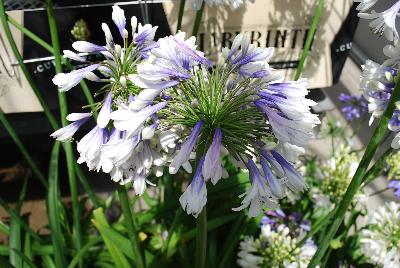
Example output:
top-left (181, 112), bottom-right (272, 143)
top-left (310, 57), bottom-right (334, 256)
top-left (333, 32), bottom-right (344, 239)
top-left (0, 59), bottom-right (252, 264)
top-left (112, 5), bottom-right (126, 38)
top-left (97, 93), bottom-right (113, 128)
top-left (50, 116), bottom-right (89, 141)
top-left (169, 120), bottom-right (204, 174)
top-left (72, 41), bottom-right (106, 53)
top-left (179, 156), bottom-right (207, 217)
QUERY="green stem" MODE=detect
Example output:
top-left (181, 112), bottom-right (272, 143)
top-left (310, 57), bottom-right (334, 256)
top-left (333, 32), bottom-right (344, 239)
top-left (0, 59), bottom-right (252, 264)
top-left (74, 166), bottom-right (100, 208)
top-left (192, 2), bottom-right (205, 37)
top-left (295, 209), bottom-right (334, 249)
top-left (4, 4), bottom-right (99, 209)
top-left (196, 208), bottom-right (207, 268)
top-left (45, 0), bottom-right (82, 260)
top-left (194, 139), bottom-right (208, 268)
top-left (7, 15), bottom-right (54, 53)
top-left (0, 109), bottom-right (48, 189)
top-left (294, 0), bottom-right (324, 80)
top-left (361, 148), bottom-right (393, 187)
top-left (116, 184), bottom-right (145, 268)
top-left (162, 208), bottom-right (182, 259)
top-left (176, 0), bottom-right (186, 33)
top-left (307, 72), bottom-right (400, 267)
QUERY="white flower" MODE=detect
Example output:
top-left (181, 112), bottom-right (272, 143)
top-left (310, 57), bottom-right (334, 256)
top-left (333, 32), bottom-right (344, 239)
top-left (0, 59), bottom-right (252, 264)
top-left (179, 156), bottom-right (207, 217)
top-left (360, 202), bottom-right (400, 268)
top-left (237, 237), bottom-right (263, 268)
top-left (358, 1), bottom-right (400, 41)
top-left (110, 102), bottom-right (166, 138)
top-left (50, 113), bottom-right (91, 141)
top-left (238, 224), bottom-right (316, 268)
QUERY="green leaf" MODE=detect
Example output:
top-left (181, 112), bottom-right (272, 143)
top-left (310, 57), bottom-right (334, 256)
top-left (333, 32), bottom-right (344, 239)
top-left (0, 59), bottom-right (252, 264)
top-left (31, 244), bottom-right (53, 255)
top-left (182, 214), bottom-right (237, 240)
top-left (218, 215), bottom-right (245, 268)
top-left (12, 249), bottom-right (38, 268)
top-left (92, 208), bottom-right (131, 268)
top-left (9, 177), bottom-right (29, 268)
top-left (0, 245), bottom-right (8, 256)
top-left (46, 142), bottom-right (67, 268)
top-left (0, 221), bottom-right (9, 235)
top-left (42, 255), bottom-right (56, 268)
top-left (67, 237), bottom-right (102, 268)
top-left (23, 232), bottom-right (33, 266)
top-left (0, 256), bottom-right (13, 268)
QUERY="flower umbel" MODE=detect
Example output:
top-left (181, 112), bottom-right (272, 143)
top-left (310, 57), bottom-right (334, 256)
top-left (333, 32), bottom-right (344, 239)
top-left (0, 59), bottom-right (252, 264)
top-left (134, 32), bottom-right (319, 217)
top-left (51, 5), bottom-right (167, 194)
top-left (360, 202), bottom-right (400, 268)
top-left (237, 214), bottom-right (316, 268)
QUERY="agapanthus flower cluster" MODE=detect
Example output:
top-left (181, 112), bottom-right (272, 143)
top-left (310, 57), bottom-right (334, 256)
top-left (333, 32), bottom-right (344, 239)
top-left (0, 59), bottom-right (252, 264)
top-left (360, 202), bottom-right (400, 268)
top-left (134, 32), bottom-right (319, 217)
top-left (237, 213), bottom-right (316, 268)
top-left (188, 0), bottom-right (255, 11)
top-left (356, 0), bottom-right (400, 150)
top-left (358, 59), bottom-right (400, 149)
top-left (309, 146), bottom-right (359, 208)
top-left (51, 5), bottom-right (165, 194)
top-left (51, 5), bottom-right (319, 218)
top-left (338, 93), bottom-right (368, 121)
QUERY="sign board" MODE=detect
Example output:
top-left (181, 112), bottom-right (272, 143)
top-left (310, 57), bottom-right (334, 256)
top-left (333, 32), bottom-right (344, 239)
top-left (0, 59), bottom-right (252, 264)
top-left (0, 1), bottom-right (357, 114)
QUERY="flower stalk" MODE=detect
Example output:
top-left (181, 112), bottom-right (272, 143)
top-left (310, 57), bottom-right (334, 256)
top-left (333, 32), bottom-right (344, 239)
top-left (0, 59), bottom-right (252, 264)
top-left (294, 0), bottom-right (324, 80)
top-left (45, 0), bottom-right (83, 260)
top-left (192, 1), bottom-right (205, 37)
top-left (116, 184), bottom-right (145, 268)
top-left (308, 71), bottom-right (400, 267)
top-left (177, 0), bottom-right (186, 33)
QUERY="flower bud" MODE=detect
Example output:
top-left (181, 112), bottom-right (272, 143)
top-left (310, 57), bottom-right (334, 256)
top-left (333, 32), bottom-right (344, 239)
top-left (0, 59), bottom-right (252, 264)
top-left (101, 23), bottom-right (114, 50)
top-left (115, 44), bottom-right (122, 59)
top-left (120, 76), bottom-right (127, 88)
top-left (131, 16), bottom-right (138, 36)
top-left (142, 125), bottom-right (156, 140)
top-left (123, 29), bottom-right (129, 39)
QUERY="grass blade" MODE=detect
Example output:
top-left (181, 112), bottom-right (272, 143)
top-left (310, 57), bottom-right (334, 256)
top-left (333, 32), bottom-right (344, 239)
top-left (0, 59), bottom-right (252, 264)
top-left (23, 232), bottom-right (33, 267)
top-left (12, 249), bottom-right (38, 268)
top-left (9, 176), bottom-right (29, 268)
top-left (92, 208), bottom-right (131, 268)
top-left (0, 221), bottom-right (9, 235)
top-left (67, 237), bottom-right (101, 268)
top-left (294, 0), bottom-right (324, 80)
top-left (45, 0), bottom-right (82, 259)
top-left (46, 142), bottom-right (66, 268)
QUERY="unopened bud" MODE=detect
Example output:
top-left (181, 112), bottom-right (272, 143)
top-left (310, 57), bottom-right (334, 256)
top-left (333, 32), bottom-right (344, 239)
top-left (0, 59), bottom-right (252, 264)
top-left (101, 23), bottom-right (114, 49)
top-left (131, 16), bottom-right (138, 35)
top-left (123, 29), bottom-right (129, 39)
top-left (115, 44), bottom-right (122, 58)
top-left (120, 76), bottom-right (127, 88)
top-left (142, 125), bottom-right (156, 140)
top-left (85, 72), bottom-right (101, 82)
